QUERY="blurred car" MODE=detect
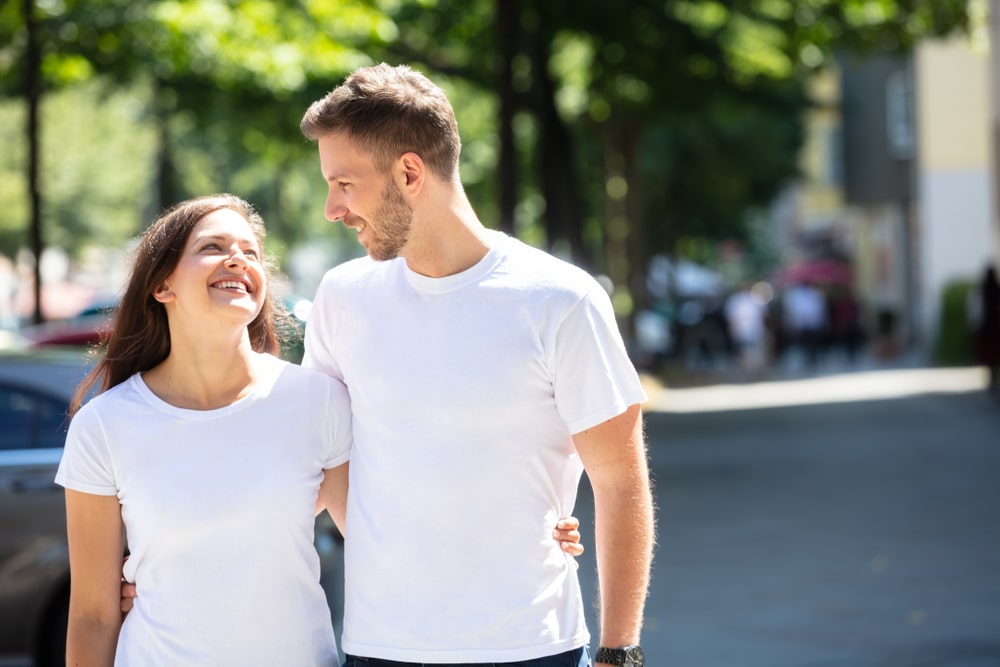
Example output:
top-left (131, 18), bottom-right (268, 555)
top-left (0, 346), bottom-right (343, 666)
top-left (19, 295), bottom-right (311, 362)
top-left (18, 299), bottom-right (116, 349)
top-left (0, 348), bottom-right (92, 667)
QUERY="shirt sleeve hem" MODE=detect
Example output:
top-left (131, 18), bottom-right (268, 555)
top-left (54, 474), bottom-right (118, 496)
top-left (565, 391), bottom-right (648, 435)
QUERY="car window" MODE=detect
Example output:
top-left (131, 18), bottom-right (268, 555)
top-left (0, 384), bottom-right (70, 451)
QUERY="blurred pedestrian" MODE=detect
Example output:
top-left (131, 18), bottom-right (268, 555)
top-left (783, 281), bottom-right (829, 368)
top-left (298, 63), bottom-right (654, 667)
top-left (724, 282), bottom-right (769, 378)
top-left (829, 284), bottom-right (865, 365)
top-left (974, 264), bottom-right (1000, 392)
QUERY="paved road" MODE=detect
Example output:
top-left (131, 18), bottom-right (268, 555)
top-left (574, 366), bottom-right (1000, 667)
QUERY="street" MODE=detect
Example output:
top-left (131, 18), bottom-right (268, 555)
top-left (574, 365), bottom-right (1000, 667)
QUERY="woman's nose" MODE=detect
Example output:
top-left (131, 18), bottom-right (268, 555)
top-left (226, 252), bottom-right (250, 271)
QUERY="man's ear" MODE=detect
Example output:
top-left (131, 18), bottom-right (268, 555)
top-left (152, 282), bottom-right (175, 304)
top-left (398, 152), bottom-right (425, 193)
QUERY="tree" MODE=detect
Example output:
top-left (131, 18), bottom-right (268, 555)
top-left (0, 0), bottom-right (392, 320)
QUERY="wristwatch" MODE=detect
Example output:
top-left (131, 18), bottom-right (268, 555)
top-left (595, 645), bottom-right (644, 666)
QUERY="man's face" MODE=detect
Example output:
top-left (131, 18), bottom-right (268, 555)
top-left (318, 132), bottom-right (413, 261)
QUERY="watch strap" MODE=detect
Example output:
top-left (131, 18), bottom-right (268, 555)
top-left (596, 645), bottom-right (644, 666)
top-left (595, 646), bottom-right (626, 666)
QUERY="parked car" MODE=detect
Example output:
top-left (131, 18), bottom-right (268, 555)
top-left (18, 298), bottom-right (117, 349)
top-left (0, 348), bottom-right (91, 667)
top-left (0, 348), bottom-right (344, 665)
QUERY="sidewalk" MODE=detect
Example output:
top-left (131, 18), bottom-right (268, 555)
top-left (638, 346), bottom-right (993, 414)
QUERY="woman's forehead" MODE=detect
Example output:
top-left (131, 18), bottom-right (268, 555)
top-left (189, 209), bottom-right (259, 244)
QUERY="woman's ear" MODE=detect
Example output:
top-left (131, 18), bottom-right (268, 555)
top-left (152, 282), bottom-right (175, 304)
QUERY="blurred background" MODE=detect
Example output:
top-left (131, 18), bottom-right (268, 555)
top-left (0, 0), bottom-right (996, 367)
top-left (1, 1), bottom-right (999, 666)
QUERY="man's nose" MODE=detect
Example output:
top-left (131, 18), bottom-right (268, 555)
top-left (326, 193), bottom-right (347, 221)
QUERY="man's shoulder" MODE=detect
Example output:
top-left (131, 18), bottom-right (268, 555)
top-left (496, 234), bottom-right (602, 298)
top-left (277, 358), bottom-right (341, 385)
top-left (316, 255), bottom-right (399, 293)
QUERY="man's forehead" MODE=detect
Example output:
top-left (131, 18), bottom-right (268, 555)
top-left (319, 133), bottom-right (374, 174)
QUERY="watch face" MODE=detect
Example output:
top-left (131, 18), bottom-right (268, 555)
top-left (624, 645), bottom-right (645, 667)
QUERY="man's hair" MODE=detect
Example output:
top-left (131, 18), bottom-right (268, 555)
top-left (300, 63), bottom-right (461, 179)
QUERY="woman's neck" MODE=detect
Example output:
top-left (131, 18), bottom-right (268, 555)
top-left (142, 332), bottom-right (264, 410)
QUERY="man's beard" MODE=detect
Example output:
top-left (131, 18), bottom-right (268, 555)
top-left (365, 180), bottom-right (413, 261)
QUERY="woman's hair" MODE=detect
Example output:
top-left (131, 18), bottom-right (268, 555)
top-left (70, 194), bottom-right (286, 415)
top-left (300, 63), bottom-right (461, 179)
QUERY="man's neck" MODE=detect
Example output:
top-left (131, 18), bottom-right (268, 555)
top-left (403, 197), bottom-right (493, 278)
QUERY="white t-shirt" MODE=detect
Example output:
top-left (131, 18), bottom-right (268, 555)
top-left (55, 354), bottom-right (352, 667)
top-left (304, 231), bottom-right (647, 663)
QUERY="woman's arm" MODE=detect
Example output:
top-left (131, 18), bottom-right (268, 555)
top-left (313, 463), bottom-right (584, 555)
top-left (65, 489), bottom-right (125, 667)
top-left (317, 462), bottom-right (349, 536)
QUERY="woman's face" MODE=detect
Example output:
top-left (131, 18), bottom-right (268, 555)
top-left (154, 208), bottom-right (267, 327)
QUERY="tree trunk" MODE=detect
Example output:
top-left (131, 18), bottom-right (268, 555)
top-left (23, 0), bottom-right (43, 325)
top-left (530, 17), bottom-right (591, 269)
top-left (623, 120), bottom-right (650, 319)
top-left (496, 0), bottom-right (518, 236)
top-left (154, 78), bottom-right (177, 217)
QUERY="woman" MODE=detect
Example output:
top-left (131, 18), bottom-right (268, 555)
top-left (57, 194), bottom-right (583, 665)
top-left (57, 194), bottom-right (352, 665)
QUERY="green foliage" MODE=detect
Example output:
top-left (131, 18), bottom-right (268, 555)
top-left (0, 0), bottom-right (977, 303)
top-left (934, 279), bottom-right (976, 365)
top-left (0, 78), bottom-right (157, 258)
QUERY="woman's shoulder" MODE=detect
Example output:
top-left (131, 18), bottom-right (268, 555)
top-left (69, 374), bottom-right (142, 433)
top-left (75, 374), bottom-right (140, 413)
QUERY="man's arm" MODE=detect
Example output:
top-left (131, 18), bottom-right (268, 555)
top-left (572, 403), bottom-right (654, 660)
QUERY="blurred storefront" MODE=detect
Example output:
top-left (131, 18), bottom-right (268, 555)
top-left (771, 9), bottom-right (998, 358)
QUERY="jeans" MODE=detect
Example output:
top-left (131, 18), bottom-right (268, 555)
top-left (342, 646), bottom-right (591, 667)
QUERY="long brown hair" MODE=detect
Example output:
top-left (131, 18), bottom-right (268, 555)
top-left (71, 194), bottom-right (284, 415)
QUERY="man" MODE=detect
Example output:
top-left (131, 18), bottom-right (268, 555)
top-left (300, 63), bottom-right (654, 667)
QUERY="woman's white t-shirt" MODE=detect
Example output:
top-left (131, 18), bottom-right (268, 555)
top-left (56, 354), bottom-right (351, 666)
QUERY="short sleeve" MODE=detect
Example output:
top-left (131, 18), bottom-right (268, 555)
top-left (55, 404), bottom-right (118, 496)
top-left (302, 275), bottom-right (345, 383)
top-left (321, 376), bottom-right (353, 470)
top-left (552, 286), bottom-right (647, 435)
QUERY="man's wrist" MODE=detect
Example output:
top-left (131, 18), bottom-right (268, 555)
top-left (595, 644), bottom-right (644, 666)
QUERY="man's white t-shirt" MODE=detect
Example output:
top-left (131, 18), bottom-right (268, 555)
top-left (304, 231), bottom-right (647, 663)
top-left (55, 354), bottom-right (352, 666)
